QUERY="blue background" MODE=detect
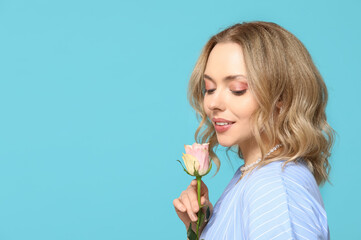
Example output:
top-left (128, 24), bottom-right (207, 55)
top-left (0, 0), bottom-right (360, 239)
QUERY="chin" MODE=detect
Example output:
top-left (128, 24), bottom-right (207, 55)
top-left (216, 137), bottom-right (236, 148)
top-left (218, 143), bottom-right (233, 147)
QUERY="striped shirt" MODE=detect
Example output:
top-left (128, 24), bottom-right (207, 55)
top-left (200, 159), bottom-right (330, 240)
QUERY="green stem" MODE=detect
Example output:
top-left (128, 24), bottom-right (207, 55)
top-left (196, 176), bottom-right (201, 240)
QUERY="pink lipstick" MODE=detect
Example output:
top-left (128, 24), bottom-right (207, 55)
top-left (212, 118), bottom-right (235, 133)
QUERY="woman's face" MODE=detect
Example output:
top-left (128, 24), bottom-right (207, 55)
top-left (203, 42), bottom-right (259, 147)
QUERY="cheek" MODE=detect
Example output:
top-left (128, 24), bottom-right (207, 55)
top-left (231, 97), bottom-right (258, 118)
top-left (203, 99), bottom-right (210, 115)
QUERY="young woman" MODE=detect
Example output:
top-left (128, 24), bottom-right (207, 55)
top-left (173, 21), bottom-right (335, 239)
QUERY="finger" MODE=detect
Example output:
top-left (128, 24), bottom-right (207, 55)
top-left (189, 179), bottom-right (197, 189)
top-left (189, 179), bottom-right (209, 198)
top-left (200, 197), bottom-right (212, 216)
top-left (201, 196), bottom-right (212, 209)
top-left (181, 194), bottom-right (198, 222)
top-left (173, 198), bottom-right (186, 212)
top-left (187, 189), bottom-right (200, 213)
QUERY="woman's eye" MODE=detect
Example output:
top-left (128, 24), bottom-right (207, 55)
top-left (205, 89), bottom-right (215, 94)
top-left (232, 89), bottom-right (247, 96)
top-left (205, 89), bottom-right (247, 95)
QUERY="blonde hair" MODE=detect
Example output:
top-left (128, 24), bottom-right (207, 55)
top-left (187, 21), bottom-right (336, 186)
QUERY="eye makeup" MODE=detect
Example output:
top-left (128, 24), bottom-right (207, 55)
top-left (204, 79), bottom-right (248, 96)
top-left (232, 89), bottom-right (247, 96)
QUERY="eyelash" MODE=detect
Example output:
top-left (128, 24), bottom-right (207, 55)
top-left (204, 89), bottom-right (247, 96)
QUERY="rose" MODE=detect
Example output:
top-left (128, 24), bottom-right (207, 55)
top-left (182, 143), bottom-right (211, 176)
top-left (177, 143), bottom-right (212, 240)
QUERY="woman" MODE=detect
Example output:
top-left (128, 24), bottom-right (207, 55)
top-left (173, 21), bottom-right (335, 239)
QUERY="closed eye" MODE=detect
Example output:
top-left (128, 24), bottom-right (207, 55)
top-left (204, 89), bottom-right (215, 94)
top-left (204, 89), bottom-right (247, 96)
top-left (232, 89), bottom-right (247, 96)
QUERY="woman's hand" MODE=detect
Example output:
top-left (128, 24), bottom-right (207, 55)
top-left (173, 179), bottom-right (213, 232)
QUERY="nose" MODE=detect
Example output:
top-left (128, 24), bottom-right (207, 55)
top-left (205, 90), bottom-right (226, 112)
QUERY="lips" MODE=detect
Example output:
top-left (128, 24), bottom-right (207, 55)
top-left (213, 121), bottom-right (234, 133)
top-left (212, 117), bottom-right (235, 123)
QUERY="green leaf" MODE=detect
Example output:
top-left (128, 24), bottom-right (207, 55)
top-left (205, 206), bottom-right (210, 222)
top-left (199, 210), bottom-right (205, 227)
top-left (187, 222), bottom-right (197, 240)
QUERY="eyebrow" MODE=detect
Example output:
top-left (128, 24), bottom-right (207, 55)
top-left (203, 74), bottom-right (247, 82)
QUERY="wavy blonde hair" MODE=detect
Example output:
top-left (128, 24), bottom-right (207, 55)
top-left (187, 21), bottom-right (336, 186)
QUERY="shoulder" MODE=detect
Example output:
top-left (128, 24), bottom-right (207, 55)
top-left (243, 159), bottom-right (322, 205)
top-left (240, 159), bottom-right (329, 239)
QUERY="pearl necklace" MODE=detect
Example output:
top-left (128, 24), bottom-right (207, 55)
top-left (240, 144), bottom-right (282, 173)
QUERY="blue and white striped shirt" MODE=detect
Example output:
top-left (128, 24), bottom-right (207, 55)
top-left (200, 159), bottom-right (330, 240)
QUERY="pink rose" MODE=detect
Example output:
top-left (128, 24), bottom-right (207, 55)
top-left (176, 142), bottom-right (213, 239)
top-left (181, 143), bottom-right (211, 176)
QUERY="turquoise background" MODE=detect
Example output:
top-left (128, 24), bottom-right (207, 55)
top-left (0, 0), bottom-right (360, 239)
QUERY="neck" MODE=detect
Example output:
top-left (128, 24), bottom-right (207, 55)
top-left (240, 137), bottom-right (260, 166)
top-left (239, 134), bottom-right (281, 166)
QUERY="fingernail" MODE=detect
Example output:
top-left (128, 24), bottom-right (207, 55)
top-left (192, 214), bottom-right (197, 221)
